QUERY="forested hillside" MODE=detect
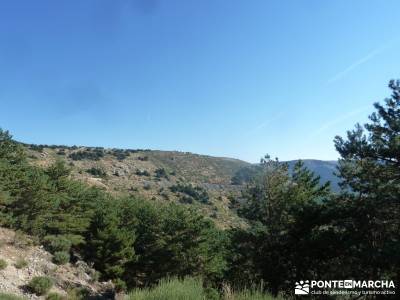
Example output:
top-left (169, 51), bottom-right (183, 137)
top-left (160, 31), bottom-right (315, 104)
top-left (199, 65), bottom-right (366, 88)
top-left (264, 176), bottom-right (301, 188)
top-left (20, 142), bottom-right (340, 228)
top-left (0, 80), bottom-right (399, 299)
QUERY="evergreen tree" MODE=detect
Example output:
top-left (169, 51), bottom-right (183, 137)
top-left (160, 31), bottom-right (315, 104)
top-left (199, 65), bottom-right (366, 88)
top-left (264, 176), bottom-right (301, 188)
top-left (333, 79), bottom-right (400, 283)
top-left (85, 199), bottom-right (135, 280)
top-left (230, 156), bottom-right (330, 295)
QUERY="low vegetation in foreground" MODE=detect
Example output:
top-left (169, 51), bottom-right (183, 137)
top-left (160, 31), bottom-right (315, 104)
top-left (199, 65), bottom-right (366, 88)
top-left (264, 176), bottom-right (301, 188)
top-left (0, 294), bottom-right (25, 300)
top-left (126, 277), bottom-right (280, 300)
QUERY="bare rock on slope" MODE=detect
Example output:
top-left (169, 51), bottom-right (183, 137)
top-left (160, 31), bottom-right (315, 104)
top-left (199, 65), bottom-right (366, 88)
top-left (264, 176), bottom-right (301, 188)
top-left (0, 227), bottom-right (113, 299)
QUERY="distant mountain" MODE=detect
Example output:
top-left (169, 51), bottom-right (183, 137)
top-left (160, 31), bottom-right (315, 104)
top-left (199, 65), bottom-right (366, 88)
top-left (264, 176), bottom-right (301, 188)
top-left (232, 159), bottom-right (340, 192)
top-left (286, 160), bottom-right (340, 192)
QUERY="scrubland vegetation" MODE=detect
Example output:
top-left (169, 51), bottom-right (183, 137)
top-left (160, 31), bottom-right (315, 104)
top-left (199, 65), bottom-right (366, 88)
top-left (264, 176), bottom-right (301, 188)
top-left (0, 81), bottom-right (399, 298)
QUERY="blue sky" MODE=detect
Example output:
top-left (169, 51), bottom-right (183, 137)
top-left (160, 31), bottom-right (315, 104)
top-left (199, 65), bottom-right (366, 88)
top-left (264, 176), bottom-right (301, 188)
top-left (1, 0), bottom-right (399, 162)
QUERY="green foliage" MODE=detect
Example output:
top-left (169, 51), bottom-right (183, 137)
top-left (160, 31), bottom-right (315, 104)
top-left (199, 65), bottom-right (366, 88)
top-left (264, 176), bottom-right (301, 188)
top-left (84, 199), bottom-right (135, 279)
top-left (126, 277), bottom-right (208, 300)
top-left (109, 148), bottom-right (130, 161)
top-left (52, 251), bottom-right (70, 265)
top-left (0, 259), bottom-right (7, 270)
top-left (68, 149), bottom-right (104, 161)
top-left (14, 258), bottom-right (28, 269)
top-left (0, 293), bottom-right (25, 300)
top-left (28, 276), bottom-right (53, 295)
top-left (154, 168), bottom-right (168, 179)
top-left (119, 200), bottom-right (227, 287)
top-left (46, 292), bottom-right (65, 300)
top-left (86, 167), bottom-right (107, 178)
top-left (331, 80), bottom-right (400, 282)
top-left (230, 156), bottom-right (331, 295)
top-left (126, 277), bottom-right (279, 300)
top-left (113, 278), bottom-right (127, 292)
top-left (43, 235), bottom-right (72, 254)
top-left (0, 129), bottom-right (26, 164)
top-left (229, 81), bottom-right (400, 296)
top-left (66, 287), bottom-right (90, 300)
top-left (169, 183), bottom-right (210, 204)
top-left (0, 128), bottom-right (227, 291)
top-left (231, 288), bottom-right (282, 300)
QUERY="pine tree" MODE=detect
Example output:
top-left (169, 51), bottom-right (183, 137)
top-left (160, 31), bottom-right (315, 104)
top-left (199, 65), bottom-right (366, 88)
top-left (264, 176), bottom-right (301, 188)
top-left (231, 155), bottom-right (331, 295)
top-left (334, 79), bottom-right (400, 282)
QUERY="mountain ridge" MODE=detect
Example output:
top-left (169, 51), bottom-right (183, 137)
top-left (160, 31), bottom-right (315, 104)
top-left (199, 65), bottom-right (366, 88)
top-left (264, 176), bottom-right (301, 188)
top-left (22, 143), bottom-right (340, 227)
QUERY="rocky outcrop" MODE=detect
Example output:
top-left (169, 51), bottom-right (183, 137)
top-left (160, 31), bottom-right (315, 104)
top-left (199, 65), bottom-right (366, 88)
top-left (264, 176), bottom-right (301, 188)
top-left (0, 227), bottom-right (113, 299)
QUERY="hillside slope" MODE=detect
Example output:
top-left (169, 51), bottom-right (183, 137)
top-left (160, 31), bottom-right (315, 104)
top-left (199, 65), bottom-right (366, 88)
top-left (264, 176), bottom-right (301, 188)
top-left (286, 160), bottom-right (340, 191)
top-left (25, 145), bottom-right (249, 228)
top-left (24, 144), bottom-right (340, 227)
top-left (0, 228), bottom-right (113, 299)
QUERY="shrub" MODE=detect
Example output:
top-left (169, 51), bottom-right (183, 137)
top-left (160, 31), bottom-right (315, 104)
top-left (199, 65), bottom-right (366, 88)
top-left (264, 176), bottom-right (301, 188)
top-left (0, 259), bottom-right (8, 270)
top-left (154, 168), bottom-right (168, 179)
top-left (52, 251), bottom-right (70, 265)
top-left (204, 286), bottom-right (220, 300)
top-left (28, 276), bottom-right (53, 295)
top-left (43, 235), bottom-right (72, 253)
top-left (14, 258), bottom-right (28, 269)
top-left (86, 167), bottom-right (107, 178)
top-left (13, 231), bottom-right (33, 248)
top-left (56, 150), bottom-right (66, 155)
top-left (110, 149), bottom-right (130, 161)
top-left (46, 292), bottom-right (65, 300)
top-left (169, 183), bottom-right (209, 204)
top-left (113, 278), bottom-right (127, 292)
top-left (66, 287), bottom-right (90, 300)
top-left (0, 294), bottom-right (25, 300)
top-left (232, 288), bottom-right (280, 300)
top-left (68, 149), bottom-right (104, 161)
top-left (127, 277), bottom-right (207, 300)
top-left (136, 169), bottom-right (150, 176)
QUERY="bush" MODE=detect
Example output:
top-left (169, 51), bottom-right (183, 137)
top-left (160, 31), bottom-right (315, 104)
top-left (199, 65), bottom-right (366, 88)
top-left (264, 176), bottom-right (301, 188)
top-left (113, 278), bottom-right (127, 292)
top-left (0, 259), bottom-right (8, 270)
top-left (204, 286), bottom-right (220, 300)
top-left (43, 235), bottom-right (72, 253)
top-left (154, 168), bottom-right (168, 179)
top-left (52, 251), bottom-right (70, 265)
top-left (46, 292), bottom-right (65, 300)
top-left (68, 149), bottom-right (104, 161)
top-left (66, 287), bottom-right (90, 300)
top-left (169, 183), bottom-right (209, 204)
top-left (13, 231), bottom-right (34, 248)
top-left (135, 169), bottom-right (150, 176)
top-left (0, 293), bottom-right (25, 300)
top-left (127, 277), bottom-right (207, 300)
top-left (110, 149), bottom-right (130, 161)
top-left (56, 150), bottom-right (66, 155)
top-left (86, 167), bottom-right (107, 178)
top-left (232, 288), bottom-right (281, 300)
top-left (14, 258), bottom-right (28, 269)
top-left (28, 276), bottom-right (53, 295)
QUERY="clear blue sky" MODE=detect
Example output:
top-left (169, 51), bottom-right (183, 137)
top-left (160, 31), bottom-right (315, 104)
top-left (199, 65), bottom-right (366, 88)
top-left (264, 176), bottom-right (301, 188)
top-left (1, 1), bottom-right (399, 162)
